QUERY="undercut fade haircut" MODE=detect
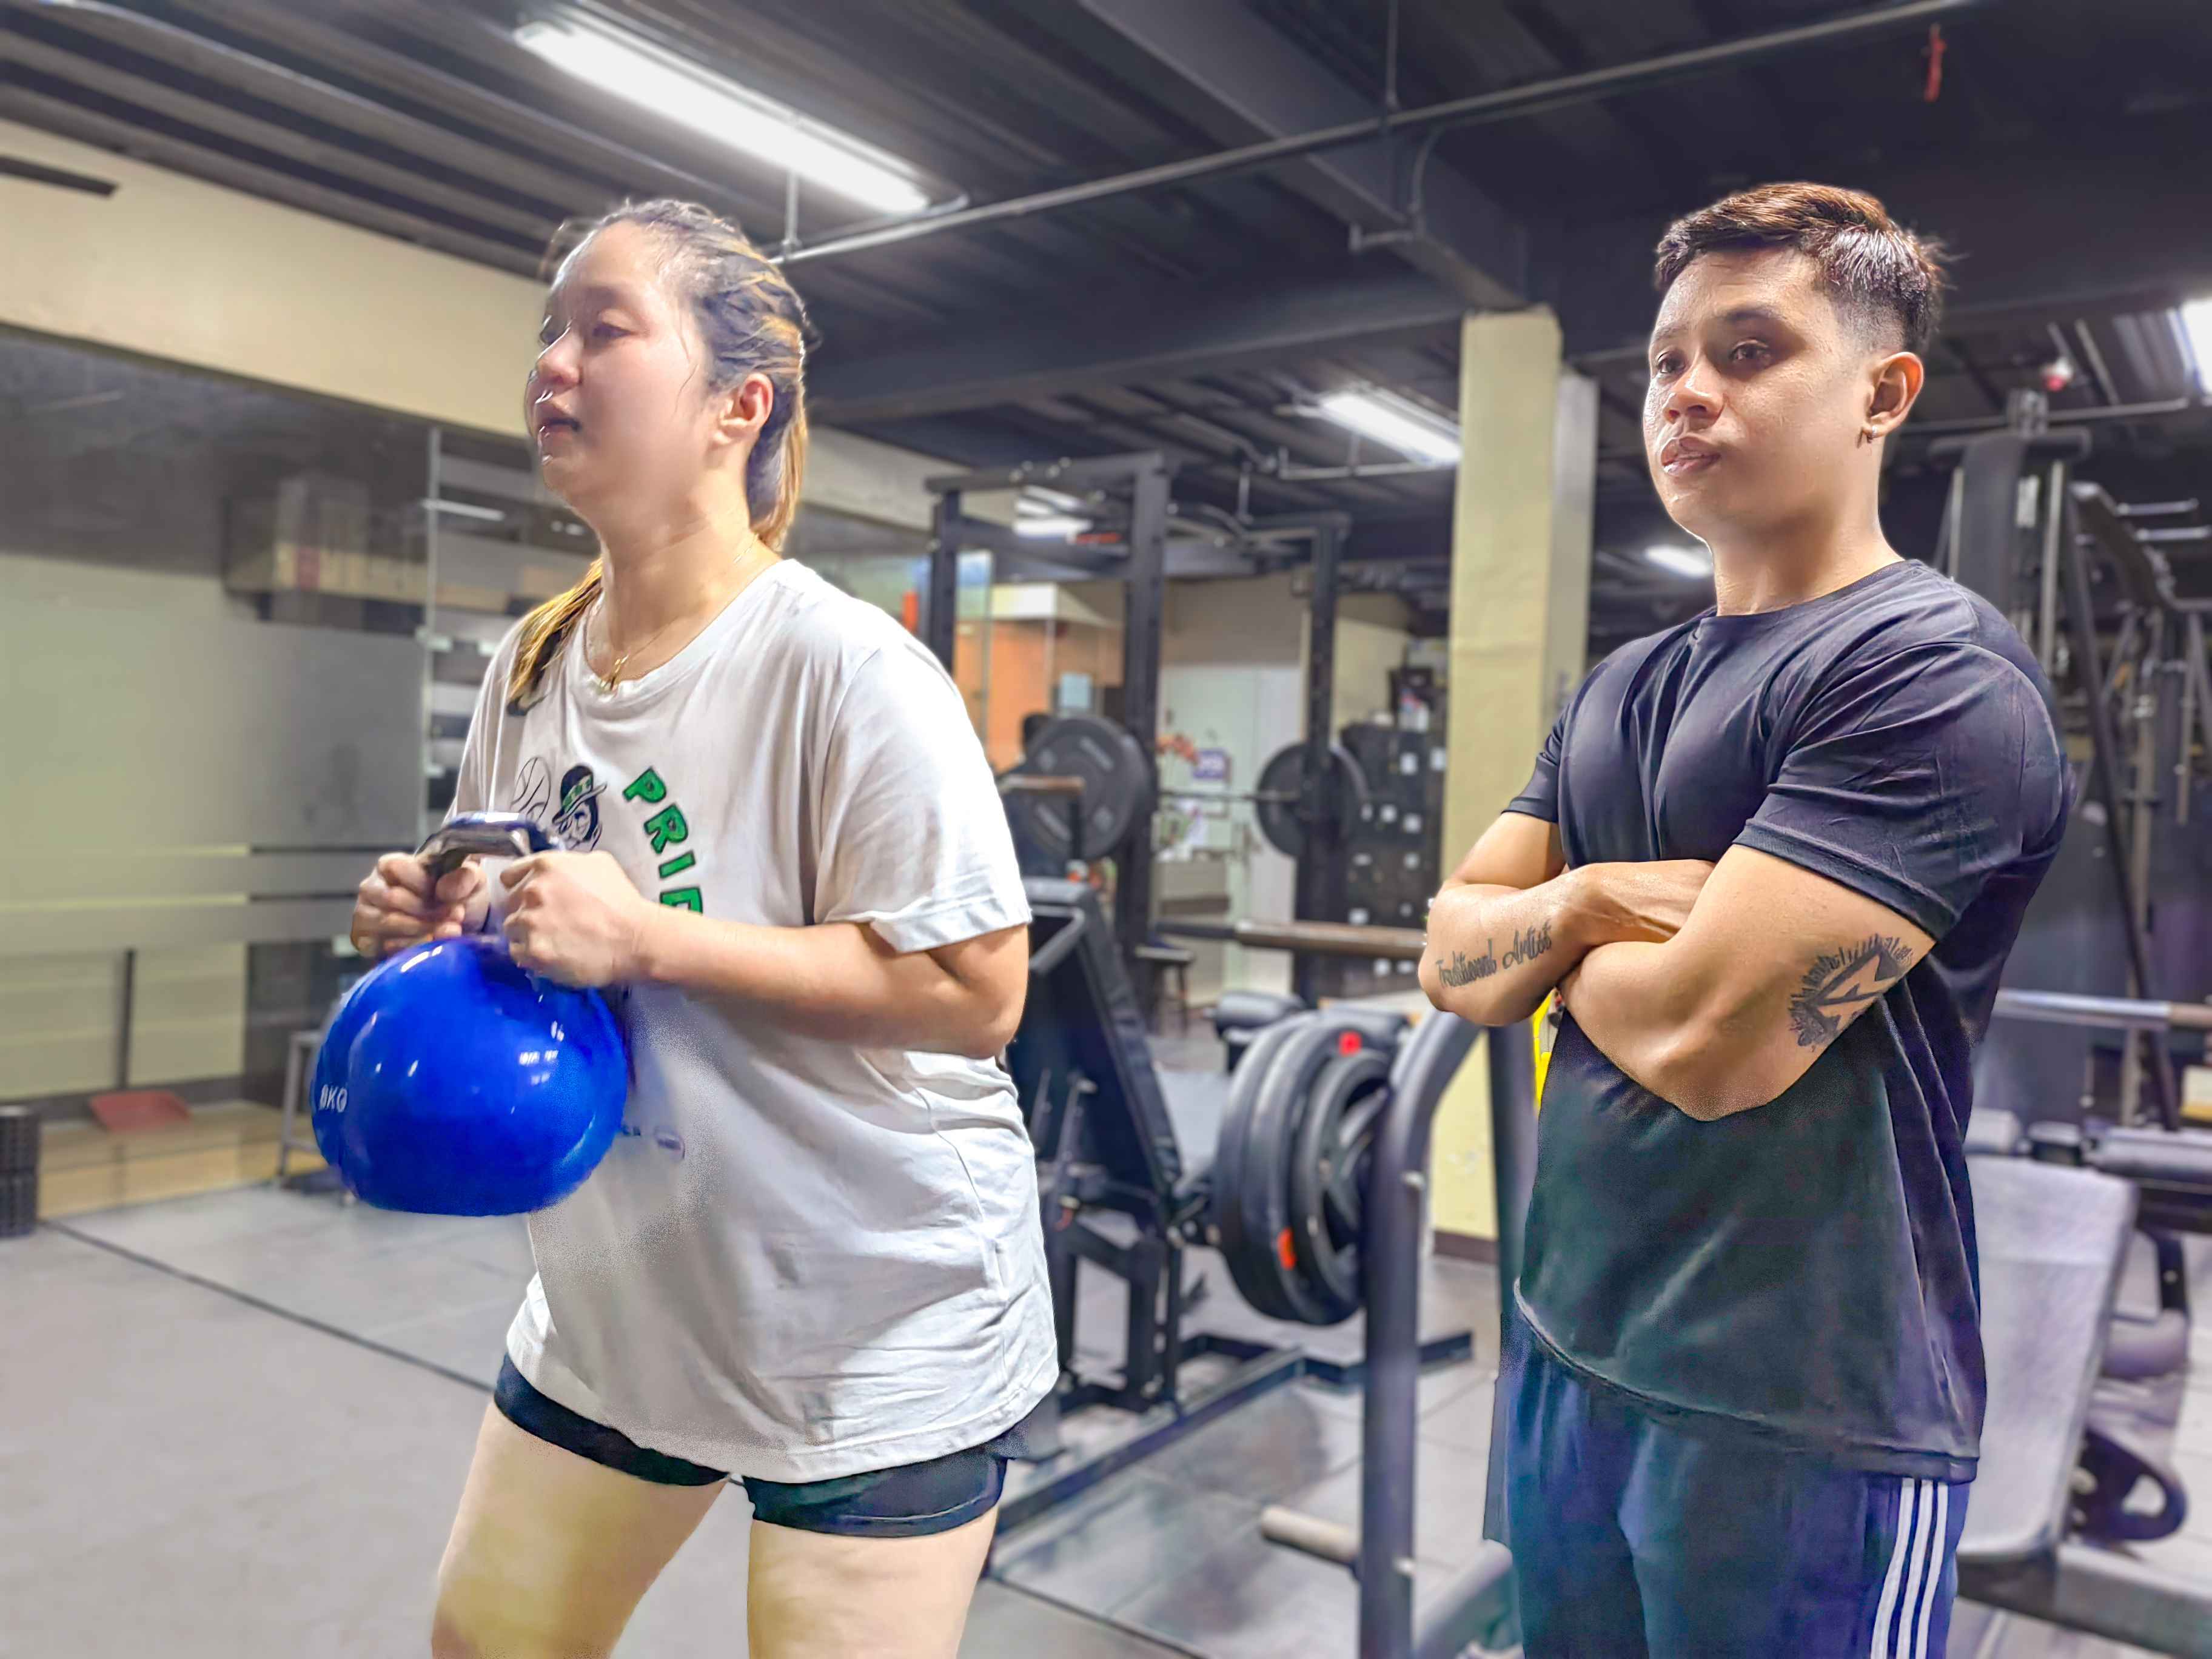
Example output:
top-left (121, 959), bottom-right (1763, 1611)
top-left (1653, 183), bottom-right (1947, 357)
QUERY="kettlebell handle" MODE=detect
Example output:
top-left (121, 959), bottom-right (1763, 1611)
top-left (417, 813), bottom-right (557, 882)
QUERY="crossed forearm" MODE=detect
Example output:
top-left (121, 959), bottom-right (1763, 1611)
top-left (1557, 940), bottom-right (1701, 1099)
top-left (1419, 874), bottom-right (1590, 1027)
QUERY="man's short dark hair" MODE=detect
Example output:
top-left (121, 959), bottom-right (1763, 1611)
top-left (1653, 183), bottom-right (1947, 356)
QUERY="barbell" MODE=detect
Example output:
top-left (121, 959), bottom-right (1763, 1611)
top-left (1000, 713), bottom-right (1369, 862)
top-left (1157, 915), bottom-right (1426, 960)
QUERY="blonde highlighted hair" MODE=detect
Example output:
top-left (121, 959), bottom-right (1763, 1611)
top-left (507, 199), bottom-right (811, 710)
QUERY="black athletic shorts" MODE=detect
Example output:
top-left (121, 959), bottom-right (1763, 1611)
top-left (494, 1356), bottom-right (1027, 1537)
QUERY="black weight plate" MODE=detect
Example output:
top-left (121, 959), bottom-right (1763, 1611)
top-left (1211, 1013), bottom-right (1315, 1318)
top-left (1222, 1024), bottom-right (1329, 1323)
top-left (1289, 1048), bottom-right (1393, 1323)
top-left (1255, 743), bottom-right (1370, 860)
top-left (1007, 716), bottom-right (1151, 859)
top-left (1221, 1015), bottom-right (1387, 1326)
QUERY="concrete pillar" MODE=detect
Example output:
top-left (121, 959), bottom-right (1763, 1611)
top-left (1430, 309), bottom-right (1597, 1245)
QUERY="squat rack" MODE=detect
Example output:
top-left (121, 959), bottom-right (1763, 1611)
top-left (923, 460), bottom-right (1360, 1002)
top-left (923, 452), bottom-right (1172, 971)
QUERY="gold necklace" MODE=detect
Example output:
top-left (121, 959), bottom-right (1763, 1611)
top-left (588, 602), bottom-right (692, 692)
top-left (588, 544), bottom-right (768, 692)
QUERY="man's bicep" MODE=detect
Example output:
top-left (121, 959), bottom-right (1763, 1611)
top-left (1742, 645), bottom-right (2062, 940)
top-left (1675, 846), bottom-right (1934, 1060)
top-left (1444, 811), bottom-right (1563, 892)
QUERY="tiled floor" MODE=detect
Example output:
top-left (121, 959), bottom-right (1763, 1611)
top-left (4, 1207), bottom-right (1181, 1659)
top-left (9, 1162), bottom-right (2211, 1656)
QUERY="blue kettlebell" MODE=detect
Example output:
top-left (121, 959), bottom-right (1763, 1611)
top-left (311, 814), bottom-right (630, 1216)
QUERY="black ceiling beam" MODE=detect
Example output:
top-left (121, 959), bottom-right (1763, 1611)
top-left (836, 415), bottom-right (1091, 474)
top-left (1073, 0), bottom-right (1525, 309)
top-left (0, 150), bottom-right (115, 193)
top-left (809, 268), bottom-right (1461, 424)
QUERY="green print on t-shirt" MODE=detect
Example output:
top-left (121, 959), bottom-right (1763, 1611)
top-left (623, 766), bottom-right (705, 912)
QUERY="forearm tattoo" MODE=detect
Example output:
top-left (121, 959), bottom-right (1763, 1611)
top-left (1435, 919), bottom-right (1553, 987)
top-left (1789, 934), bottom-right (1916, 1048)
top-left (1437, 945), bottom-right (1495, 986)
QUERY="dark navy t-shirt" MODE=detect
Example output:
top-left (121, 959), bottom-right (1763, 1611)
top-left (1510, 559), bottom-right (2071, 1480)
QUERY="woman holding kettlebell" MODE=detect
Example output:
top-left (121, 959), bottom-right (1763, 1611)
top-left (348, 199), bottom-right (1054, 1659)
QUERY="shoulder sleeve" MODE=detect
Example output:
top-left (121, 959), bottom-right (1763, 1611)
top-left (813, 638), bottom-right (1032, 952)
top-left (1506, 703), bottom-right (1569, 823)
top-left (1737, 642), bottom-right (2070, 937)
top-left (448, 625), bottom-right (524, 821)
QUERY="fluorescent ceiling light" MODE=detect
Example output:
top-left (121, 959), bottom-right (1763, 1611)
top-left (1015, 514), bottom-right (1092, 539)
top-left (1644, 543), bottom-right (1714, 578)
top-left (1019, 488), bottom-right (1085, 514)
top-left (1315, 389), bottom-right (1460, 464)
top-left (2176, 298), bottom-right (2212, 395)
top-left (421, 497), bottom-right (506, 523)
top-left (515, 16), bottom-right (930, 216)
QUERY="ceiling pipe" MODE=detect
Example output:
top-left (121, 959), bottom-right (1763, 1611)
top-left (779, 0), bottom-right (1988, 267)
top-left (1908, 395), bottom-right (2207, 437)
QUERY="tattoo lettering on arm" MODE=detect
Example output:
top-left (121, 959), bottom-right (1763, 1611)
top-left (1433, 919), bottom-right (1553, 987)
top-left (1788, 934), bottom-right (1917, 1049)
top-left (1502, 919), bottom-right (1553, 968)
top-left (1437, 942), bottom-right (1497, 987)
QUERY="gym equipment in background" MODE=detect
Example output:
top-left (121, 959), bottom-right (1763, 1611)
top-left (1004, 879), bottom-right (1467, 1532)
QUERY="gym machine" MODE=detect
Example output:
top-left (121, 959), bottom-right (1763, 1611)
top-left (1110, 930), bottom-right (2212, 1657)
top-left (1002, 882), bottom-right (1473, 1538)
top-left (1940, 390), bottom-right (2212, 1129)
top-left (923, 461), bottom-right (1382, 1007)
top-left (1951, 988), bottom-right (2212, 1657)
top-left (1220, 923), bottom-right (1522, 1659)
top-left (1016, 903), bottom-right (1521, 1658)
top-left (924, 452), bottom-right (1175, 974)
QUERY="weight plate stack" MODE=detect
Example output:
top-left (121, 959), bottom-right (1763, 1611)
top-left (1288, 1048), bottom-right (1394, 1323)
top-left (1210, 1016), bottom-right (1312, 1319)
top-left (1215, 1014), bottom-right (1403, 1327)
top-left (1225, 1019), bottom-right (1339, 1325)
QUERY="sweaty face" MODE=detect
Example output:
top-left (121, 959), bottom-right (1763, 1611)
top-left (525, 222), bottom-right (718, 517)
top-left (1643, 249), bottom-right (1883, 547)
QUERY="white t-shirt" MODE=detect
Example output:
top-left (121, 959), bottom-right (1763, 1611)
top-left (451, 558), bottom-right (1056, 1481)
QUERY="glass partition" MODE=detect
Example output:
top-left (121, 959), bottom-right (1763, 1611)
top-left (0, 328), bottom-right (987, 1125)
